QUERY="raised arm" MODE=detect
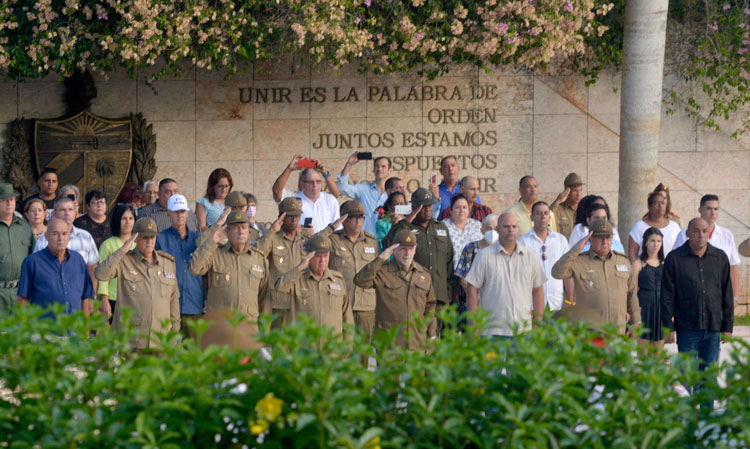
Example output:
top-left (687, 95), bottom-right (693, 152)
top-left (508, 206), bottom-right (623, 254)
top-left (95, 233), bottom-right (137, 281)
top-left (272, 154), bottom-right (303, 203)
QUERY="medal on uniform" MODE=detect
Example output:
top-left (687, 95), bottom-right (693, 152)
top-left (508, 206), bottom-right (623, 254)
top-left (279, 257), bottom-right (284, 263)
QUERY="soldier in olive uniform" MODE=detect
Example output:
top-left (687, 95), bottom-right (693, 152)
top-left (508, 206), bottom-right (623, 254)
top-left (316, 200), bottom-right (379, 338)
top-left (95, 217), bottom-right (181, 349)
top-left (550, 173), bottom-right (584, 240)
top-left (189, 211), bottom-right (270, 332)
top-left (382, 188), bottom-right (454, 314)
top-left (256, 197), bottom-right (308, 321)
top-left (354, 229), bottom-right (437, 350)
top-left (274, 233), bottom-right (353, 334)
top-left (0, 183), bottom-right (35, 313)
top-left (551, 219), bottom-right (640, 335)
top-left (197, 191), bottom-right (259, 247)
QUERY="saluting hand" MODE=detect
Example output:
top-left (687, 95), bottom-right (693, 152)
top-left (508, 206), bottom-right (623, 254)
top-left (405, 204), bottom-right (422, 223)
top-left (123, 232), bottom-right (138, 249)
top-left (553, 188), bottom-right (570, 207)
top-left (574, 230), bottom-right (593, 252)
top-left (212, 225), bottom-right (227, 244)
top-left (298, 251), bottom-right (315, 271)
top-left (215, 206), bottom-right (232, 227)
top-left (270, 212), bottom-right (286, 233)
top-left (332, 213), bottom-right (348, 229)
top-left (380, 243), bottom-right (400, 260)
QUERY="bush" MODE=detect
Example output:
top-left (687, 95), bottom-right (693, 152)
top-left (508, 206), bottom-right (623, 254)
top-left (0, 305), bottom-right (748, 449)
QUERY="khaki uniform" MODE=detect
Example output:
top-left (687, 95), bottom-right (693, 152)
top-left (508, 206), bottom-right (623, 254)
top-left (354, 257), bottom-right (437, 350)
top-left (196, 223), bottom-right (259, 248)
top-left (551, 247), bottom-right (640, 333)
top-left (274, 267), bottom-right (353, 334)
top-left (188, 239), bottom-right (271, 327)
top-left (319, 226), bottom-right (379, 337)
top-left (382, 219), bottom-right (454, 307)
top-left (0, 216), bottom-right (34, 313)
top-left (95, 249), bottom-right (181, 349)
top-left (257, 230), bottom-right (308, 314)
top-left (552, 202), bottom-right (576, 240)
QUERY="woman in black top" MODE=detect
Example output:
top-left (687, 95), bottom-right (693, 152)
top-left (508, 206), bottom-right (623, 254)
top-left (632, 227), bottom-right (665, 347)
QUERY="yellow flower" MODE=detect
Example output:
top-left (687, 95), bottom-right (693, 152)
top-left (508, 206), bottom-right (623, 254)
top-left (255, 393), bottom-right (283, 423)
top-left (485, 351), bottom-right (498, 361)
top-left (364, 435), bottom-right (381, 449)
top-left (250, 420), bottom-right (268, 435)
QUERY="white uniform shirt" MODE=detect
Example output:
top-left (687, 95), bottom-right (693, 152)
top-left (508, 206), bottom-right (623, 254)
top-left (629, 219), bottom-right (681, 257)
top-left (672, 224), bottom-right (741, 265)
top-left (34, 225), bottom-right (100, 266)
top-left (518, 229), bottom-right (570, 311)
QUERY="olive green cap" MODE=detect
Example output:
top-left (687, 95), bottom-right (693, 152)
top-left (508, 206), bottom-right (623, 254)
top-left (134, 217), bottom-right (159, 236)
top-left (340, 199), bottom-right (365, 216)
top-left (589, 218), bottom-right (613, 236)
top-left (564, 172), bottom-right (583, 188)
top-left (739, 237), bottom-right (750, 258)
top-left (411, 187), bottom-right (438, 206)
top-left (393, 229), bottom-right (417, 247)
top-left (0, 183), bottom-right (18, 199)
top-left (225, 191), bottom-right (247, 208)
top-left (226, 210), bottom-right (249, 225)
top-left (278, 197), bottom-right (302, 216)
top-left (304, 233), bottom-right (331, 253)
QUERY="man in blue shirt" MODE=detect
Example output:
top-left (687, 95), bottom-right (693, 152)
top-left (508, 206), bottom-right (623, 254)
top-left (337, 152), bottom-right (393, 236)
top-left (155, 194), bottom-right (205, 339)
top-left (18, 218), bottom-right (94, 317)
top-left (432, 156), bottom-right (482, 218)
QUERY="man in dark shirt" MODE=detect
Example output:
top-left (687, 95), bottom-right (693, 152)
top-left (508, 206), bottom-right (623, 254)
top-left (662, 218), bottom-right (733, 392)
top-left (19, 168), bottom-right (58, 219)
top-left (74, 190), bottom-right (111, 248)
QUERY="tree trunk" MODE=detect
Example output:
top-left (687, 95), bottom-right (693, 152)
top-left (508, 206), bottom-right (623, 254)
top-left (617, 0), bottom-right (669, 245)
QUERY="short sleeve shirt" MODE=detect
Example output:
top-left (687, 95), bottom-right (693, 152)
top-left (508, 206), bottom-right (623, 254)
top-left (464, 242), bottom-right (546, 336)
top-left (18, 247), bottom-right (94, 314)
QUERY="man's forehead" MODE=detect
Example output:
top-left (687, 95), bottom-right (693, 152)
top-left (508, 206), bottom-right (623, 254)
top-left (161, 182), bottom-right (178, 191)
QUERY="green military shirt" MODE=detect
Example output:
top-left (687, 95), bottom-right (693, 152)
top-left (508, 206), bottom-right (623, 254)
top-left (318, 226), bottom-right (379, 312)
top-left (0, 215), bottom-right (34, 312)
top-left (382, 219), bottom-right (454, 306)
top-left (551, 201), bottom-right (576, 240)
top-left (256, 229), bottom-right (308, 310)
top-left (551, 247), bottom-right (640, 333)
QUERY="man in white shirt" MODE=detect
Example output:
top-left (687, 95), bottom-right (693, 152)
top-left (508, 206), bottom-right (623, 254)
top-left (672, 194), bottom-right (741, 308)
top-left (464, 212), bottom-right (546, 337)
top-left (34, 196), bottom-right (99, 291)
top-left (296, 168), bottom-right (340, 233)
top-left (518, 201), bottom-right (572, 311)
top-left (271, 154), bottom-right (339, 203)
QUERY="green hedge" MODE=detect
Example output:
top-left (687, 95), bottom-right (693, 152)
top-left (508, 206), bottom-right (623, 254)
top-left (1, 305), bottom-right (749, 449)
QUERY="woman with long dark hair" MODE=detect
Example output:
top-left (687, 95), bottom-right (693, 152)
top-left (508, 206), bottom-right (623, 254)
top-left (97, 204), bottom-right (137, 318)
top-left (196, 168), bottom-right (233, 230)
top-left (632, 227), bottom-right (665, 347)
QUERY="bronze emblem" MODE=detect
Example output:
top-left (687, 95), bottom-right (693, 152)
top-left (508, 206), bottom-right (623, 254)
top-left (34, 111), bottom-right (132, 212)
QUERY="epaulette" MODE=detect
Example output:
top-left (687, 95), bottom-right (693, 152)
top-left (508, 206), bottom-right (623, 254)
top-left (250, 245), bottom-right (265, 256)
top-left (613, 250), bottom-right (628, 258)
top-left (328, 269), bottom-right (345, 279)
top-left (156, 250), bottom-right (175, 262)
top-left (363, 231), bottom-right (376, 239)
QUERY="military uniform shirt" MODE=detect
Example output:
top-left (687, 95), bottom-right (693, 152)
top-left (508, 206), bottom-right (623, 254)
top-left (551, 201), bottom-right (576, 240)
top-left (318, 226), bottom-right (379, 312)
top-left (188, 239), bottom-right (270, 321)
top-left (256, 229), bottom-right (308, 309)
top-left (274, 267), bottom-right (353, 334)
top-left (95, 249), bottom-right (180, 349)
top-left (382, 219), bottom-right (454, 306)
top-left (354, 257), bottom-right (437, 350)
top-left (0, 215), bottom-right (34, 282)
top-left (551, 247), bottom-right (640, 333)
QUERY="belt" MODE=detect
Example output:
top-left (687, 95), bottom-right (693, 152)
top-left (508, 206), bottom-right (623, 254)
top-left (0, 280), bottom-right (19, 288)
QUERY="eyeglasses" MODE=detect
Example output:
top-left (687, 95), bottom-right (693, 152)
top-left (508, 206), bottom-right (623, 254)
top-left (302, 180), bottom-right (322, 185)
top-left (216, 184), bottom-right (231, 190)
top-left (541, 245), bottom-right (547, 261)
top-left (90, 199), bottom-right (107, 206)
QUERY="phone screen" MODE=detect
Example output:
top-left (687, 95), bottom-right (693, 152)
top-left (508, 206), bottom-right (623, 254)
top-left (430, 173), bottom-right (437, 185)
top-left (303, 217), bottom-right (313, 228)
top-left (357, 152), bottom-right (373, 160)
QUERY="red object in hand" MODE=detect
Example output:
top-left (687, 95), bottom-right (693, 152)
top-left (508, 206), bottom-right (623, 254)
top-left (298, 158), bottom-right (317, 169)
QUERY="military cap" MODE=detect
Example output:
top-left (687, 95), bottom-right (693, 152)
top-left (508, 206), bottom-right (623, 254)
top-left (393, 229), bottom-right (417, 247)
top-left (653, 182), bottom-right (668, 193)
top-left (225, 191), bottom-right (247, 208)
top-left (563, 172), bottom-right (583, 188)
top-left (411, 187), bottom-right (438, 206)
top-left (739, 237), bottom-right (750, 258)
top-left (304, 233), bottom-right (331, 253)
top-left (226, 210), bottom-right (249, 225)
top-left (0, 183), bottom-right (18, 199)
top-left (553, 304), bottom-right (606, 333)
top-left (134, 217), bottom-right (159, 236)
top-left (340, 199), bottom-right (365, 216)
top-left (199, 308), bottom-right (263, 351)
top-left (589, 219), bottom-right (613, 236)
top-left (278, 197), bottom-right (302, 216)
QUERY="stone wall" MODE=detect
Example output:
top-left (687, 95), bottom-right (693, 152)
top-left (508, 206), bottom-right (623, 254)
top-left (1, 58), bottom-right (749, 307)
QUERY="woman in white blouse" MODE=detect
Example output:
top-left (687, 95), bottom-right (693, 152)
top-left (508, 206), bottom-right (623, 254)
top-left (442, 194), bottom-right (483, 269)
top-left (628, 191), bottom-right (681, 263)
